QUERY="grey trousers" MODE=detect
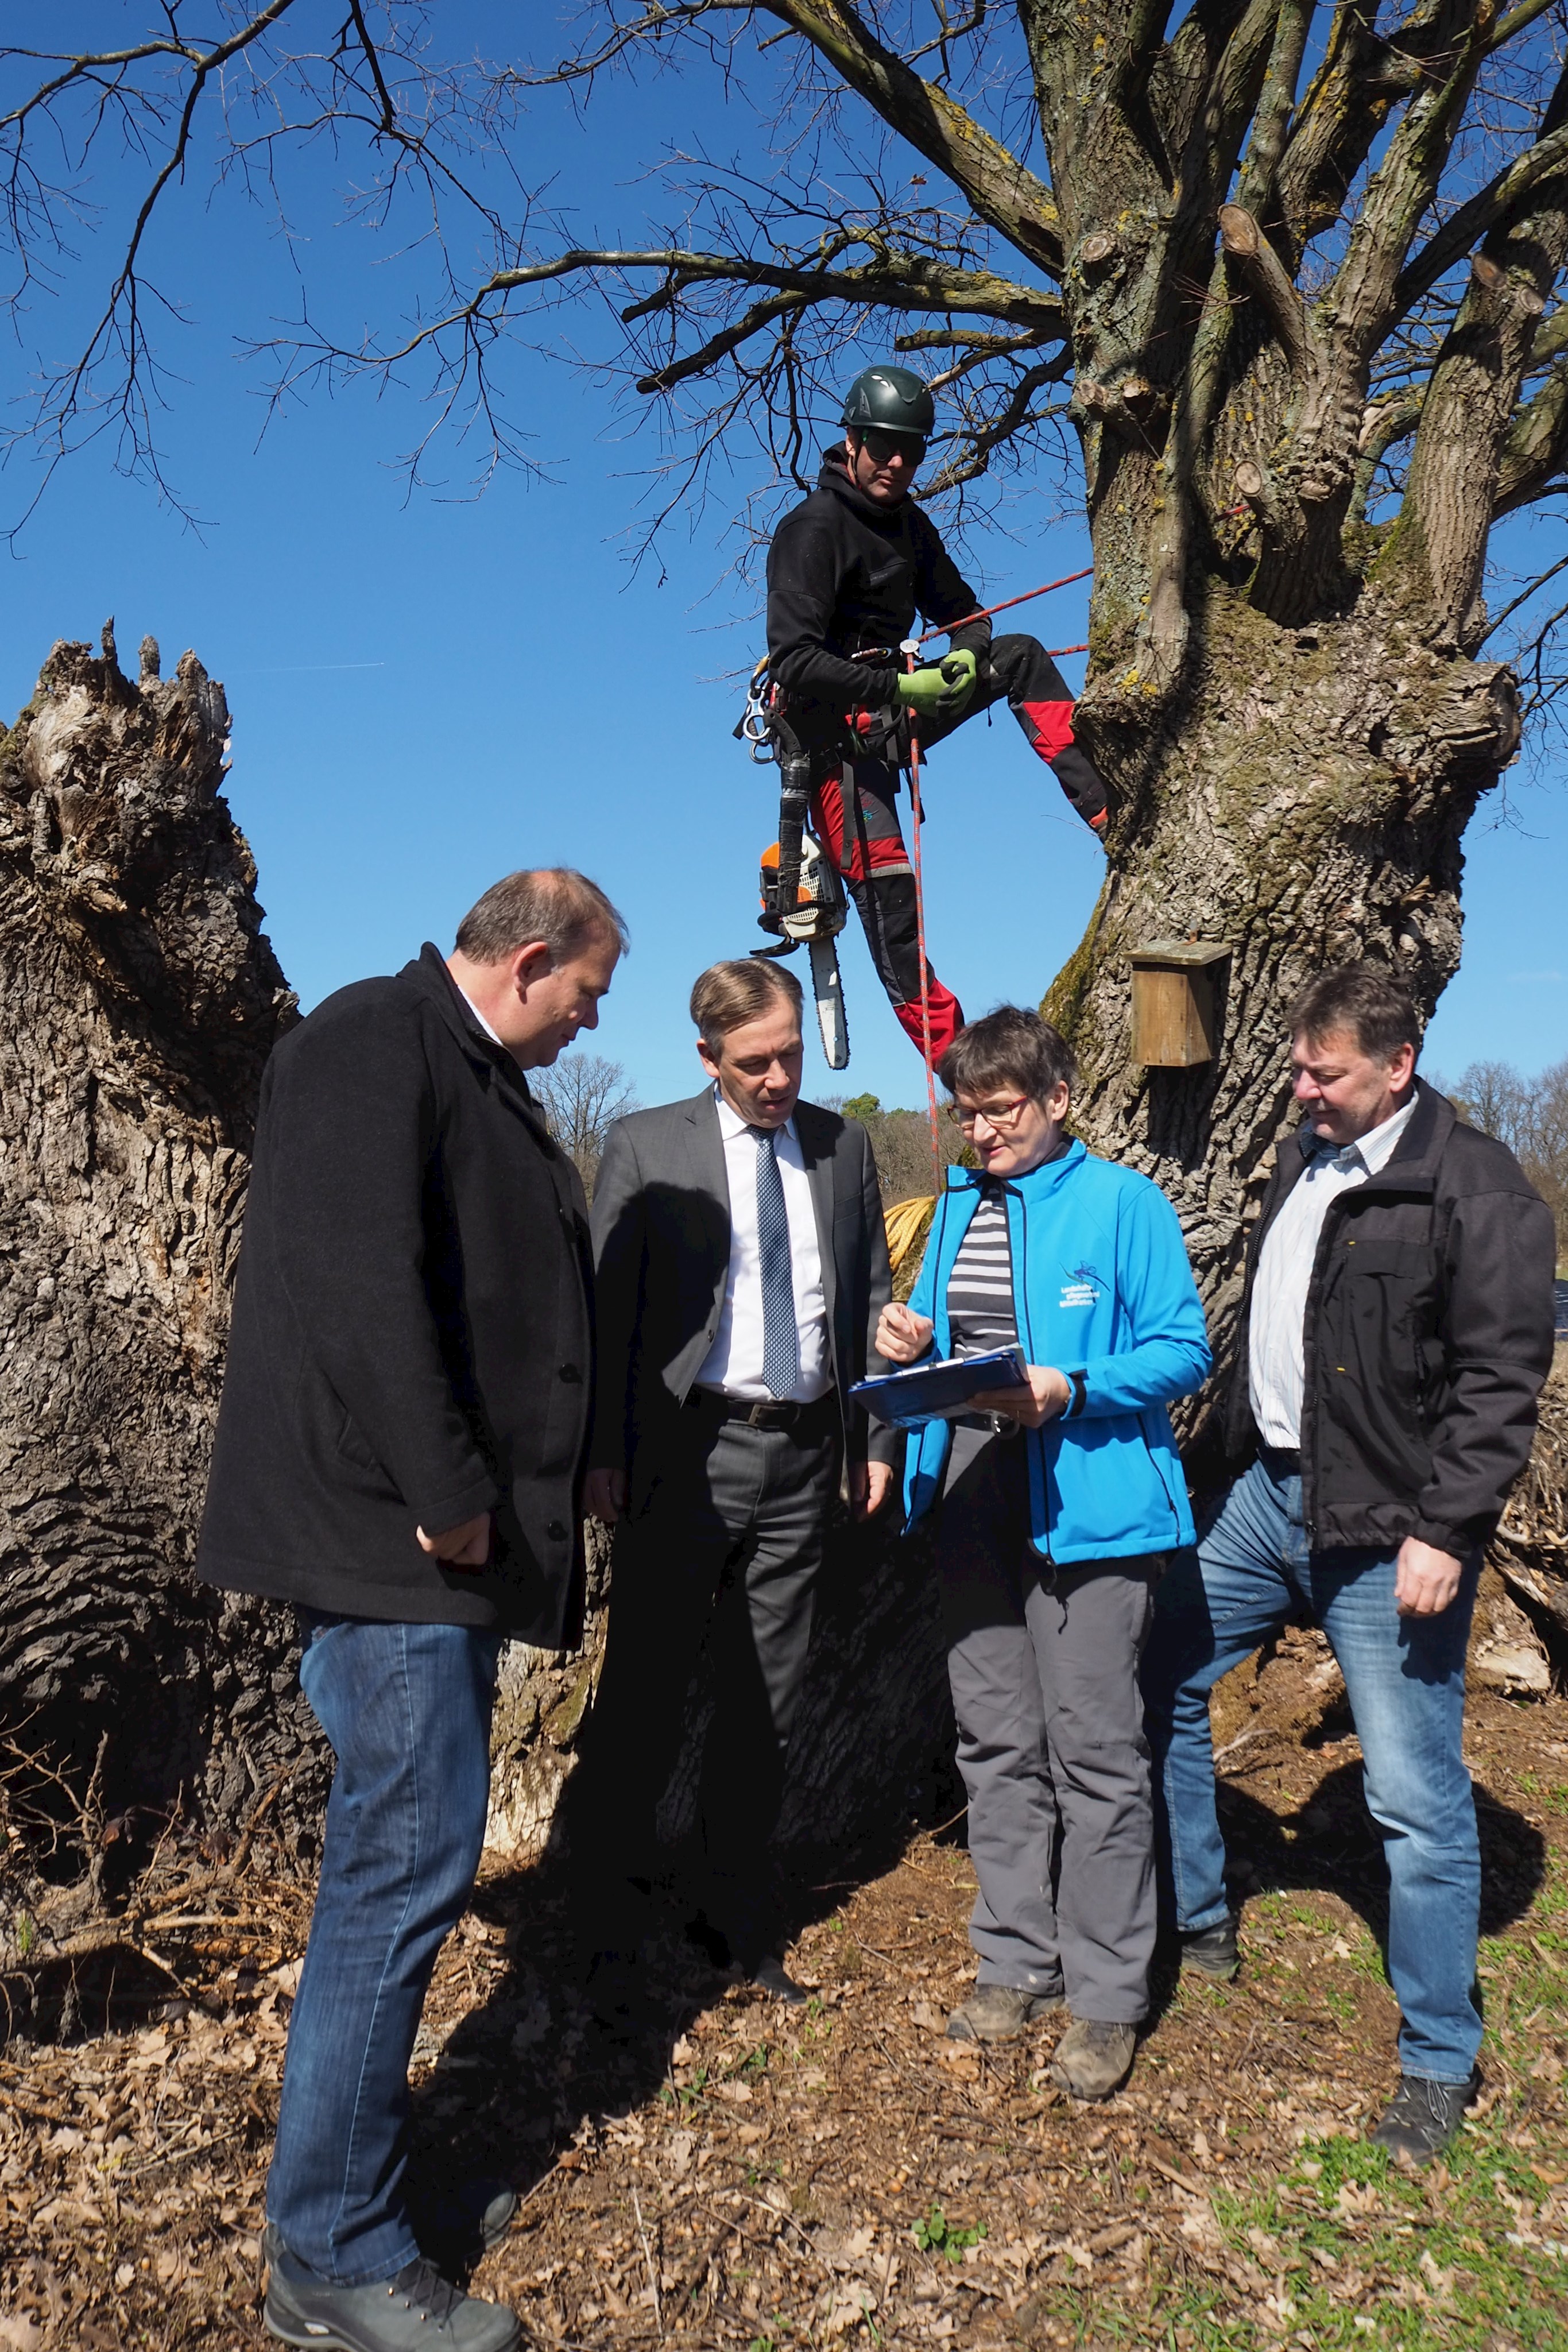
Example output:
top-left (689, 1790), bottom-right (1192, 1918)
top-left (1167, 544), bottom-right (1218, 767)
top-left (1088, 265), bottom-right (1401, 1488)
top-left (936, 1436), bottom-right (1162, 2021)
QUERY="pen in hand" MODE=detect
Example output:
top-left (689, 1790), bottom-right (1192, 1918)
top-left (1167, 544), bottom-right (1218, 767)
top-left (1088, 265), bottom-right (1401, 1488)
top-left (877, 1302), bottom-right (933, 1364)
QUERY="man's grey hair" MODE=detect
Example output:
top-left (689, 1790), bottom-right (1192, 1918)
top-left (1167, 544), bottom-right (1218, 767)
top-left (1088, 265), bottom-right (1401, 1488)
top-left (454, 868), bottom-right (629, 966)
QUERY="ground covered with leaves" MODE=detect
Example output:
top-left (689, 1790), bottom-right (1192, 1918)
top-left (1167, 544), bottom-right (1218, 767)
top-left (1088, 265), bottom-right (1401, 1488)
top-left (3, 1634), bottom-right (1567, 2351)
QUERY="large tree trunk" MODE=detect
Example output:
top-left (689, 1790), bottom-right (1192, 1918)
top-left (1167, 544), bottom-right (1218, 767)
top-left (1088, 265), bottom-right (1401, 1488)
top-left (1052, 588), bottom-right (1521, 1410)
top-left (0, 629), bottom-right (330, 1889)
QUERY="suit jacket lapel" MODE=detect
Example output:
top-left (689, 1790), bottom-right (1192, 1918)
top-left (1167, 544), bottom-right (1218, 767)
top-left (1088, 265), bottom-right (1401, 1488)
top-left (795, 1102), bottom-right (839, 1330)
top-left (684, 1088), bottom-right (733, 1322)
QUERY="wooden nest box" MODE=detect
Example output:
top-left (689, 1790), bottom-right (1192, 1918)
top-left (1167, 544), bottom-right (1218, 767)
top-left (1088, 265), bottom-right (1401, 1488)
top-left (1129, 939), bottom-right (1231, 1067)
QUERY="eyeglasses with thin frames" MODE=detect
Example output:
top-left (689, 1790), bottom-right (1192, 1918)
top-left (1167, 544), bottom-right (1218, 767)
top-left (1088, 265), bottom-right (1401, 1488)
top-left (946, 1097), bottom-right (1031, 1134)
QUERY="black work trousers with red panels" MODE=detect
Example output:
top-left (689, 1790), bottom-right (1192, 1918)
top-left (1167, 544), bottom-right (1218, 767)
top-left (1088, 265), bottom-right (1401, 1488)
top-left (802, 633), bottom-right (1106, 1062)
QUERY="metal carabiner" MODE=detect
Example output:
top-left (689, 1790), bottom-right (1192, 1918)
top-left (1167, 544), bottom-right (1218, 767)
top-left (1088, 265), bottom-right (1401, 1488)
top-left (738, 660), bottom-right (778, 763)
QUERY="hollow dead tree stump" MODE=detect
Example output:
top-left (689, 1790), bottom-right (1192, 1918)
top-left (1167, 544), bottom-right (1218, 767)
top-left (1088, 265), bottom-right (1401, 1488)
top-left (0, 628), bottom-right (329, 1868)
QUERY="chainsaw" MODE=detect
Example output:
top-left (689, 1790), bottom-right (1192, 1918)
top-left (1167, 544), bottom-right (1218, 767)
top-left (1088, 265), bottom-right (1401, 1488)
top-left (756, 827), bottom-right (850, 1070)
top-left (740, 668), bottom-right (851, 1070)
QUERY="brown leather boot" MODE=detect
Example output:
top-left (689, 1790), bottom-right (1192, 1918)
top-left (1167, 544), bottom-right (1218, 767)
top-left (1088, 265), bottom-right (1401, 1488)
top-left (1047, 2017), bottom-right (1137, 2099)
top-left (946, 1983), bottom-right (1061, 2042)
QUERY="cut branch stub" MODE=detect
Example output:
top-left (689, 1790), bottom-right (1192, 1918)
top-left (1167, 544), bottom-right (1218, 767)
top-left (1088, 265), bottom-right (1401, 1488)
top-left (1218, 203), bottom-right (1310, 377)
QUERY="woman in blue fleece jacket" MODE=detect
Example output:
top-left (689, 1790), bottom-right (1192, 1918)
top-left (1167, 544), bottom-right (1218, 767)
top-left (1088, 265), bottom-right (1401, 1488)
top-left (878, 1008), bottom-right (1209, 2099)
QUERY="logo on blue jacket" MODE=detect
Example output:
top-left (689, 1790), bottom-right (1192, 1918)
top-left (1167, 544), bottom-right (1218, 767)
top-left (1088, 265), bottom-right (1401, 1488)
top-left (1059, 1263), bottom-right (1102, 1310)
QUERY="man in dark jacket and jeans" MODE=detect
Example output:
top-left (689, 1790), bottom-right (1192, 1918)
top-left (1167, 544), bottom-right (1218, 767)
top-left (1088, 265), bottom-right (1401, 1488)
top-left (198, 868), bottom-right (625, 2352)
top-left (1143, 962), bottom-right (1555, 2165)
top-left (766, 363), bottom-right (1109, 1061)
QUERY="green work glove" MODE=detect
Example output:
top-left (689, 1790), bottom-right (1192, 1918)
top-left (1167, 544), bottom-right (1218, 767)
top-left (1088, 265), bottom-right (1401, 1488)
top-left (936, 646), bottom-right (978, 717)
top-left (896, 663), bottom-right (951, 721)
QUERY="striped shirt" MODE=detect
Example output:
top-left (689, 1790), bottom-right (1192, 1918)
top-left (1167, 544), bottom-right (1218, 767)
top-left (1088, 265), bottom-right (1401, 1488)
top-left (946, 1185), bottom-right (1019, 1359)
top-left (942, 1185), bottom-right (1021, 1481)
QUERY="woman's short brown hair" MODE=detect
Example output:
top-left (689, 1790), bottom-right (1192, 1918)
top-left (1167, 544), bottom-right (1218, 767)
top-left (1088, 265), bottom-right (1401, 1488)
top-left (937, 1007), bottom-right (1076, 1104)
top-left (689, 958), bottom-right (803, 1049)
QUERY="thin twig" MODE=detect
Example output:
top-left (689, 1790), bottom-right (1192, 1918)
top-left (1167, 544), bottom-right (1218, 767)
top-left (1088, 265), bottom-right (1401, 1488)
top-left (120, 2121), bottom-right (249, 2181)
top-left (1213, 1725), bottom-right (1267, 1769)
top-left (632, 2183), bottom-right (663, 2339)
top-left (514, 2148), bottom-right (579, 2219)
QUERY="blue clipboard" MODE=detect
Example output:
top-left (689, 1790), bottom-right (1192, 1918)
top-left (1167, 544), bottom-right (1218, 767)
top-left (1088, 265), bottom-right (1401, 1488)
top-left (850, 1345), bottom-right (1028, 1430)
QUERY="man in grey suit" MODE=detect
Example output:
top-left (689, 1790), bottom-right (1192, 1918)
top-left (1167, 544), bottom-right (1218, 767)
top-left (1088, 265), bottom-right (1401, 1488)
top-left (576, 958), bottom-right (897, 2006)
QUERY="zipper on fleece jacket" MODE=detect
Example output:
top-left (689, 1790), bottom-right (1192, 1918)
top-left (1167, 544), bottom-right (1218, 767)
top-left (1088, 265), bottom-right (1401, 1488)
top-left (1007, 1176), bottom-right (1056, 1570)
top-left (1140, 1407), bottom-right (1185, 1540)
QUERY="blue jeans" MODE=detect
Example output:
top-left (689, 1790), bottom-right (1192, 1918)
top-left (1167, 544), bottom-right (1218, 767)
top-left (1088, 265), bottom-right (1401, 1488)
top-left (266, 1615), bottom-right (502, 2284)
top-left (1142, 1454), bottom-right (1481, 2086)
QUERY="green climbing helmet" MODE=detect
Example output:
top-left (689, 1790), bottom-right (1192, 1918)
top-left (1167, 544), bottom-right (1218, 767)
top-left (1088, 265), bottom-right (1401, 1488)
top-left (841, 363), bottom-right (935, 443)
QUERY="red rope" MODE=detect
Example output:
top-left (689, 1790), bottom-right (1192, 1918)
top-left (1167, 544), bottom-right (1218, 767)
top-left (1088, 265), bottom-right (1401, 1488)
top-left (897, 563), bottom-right (1093, 1187)
top-left (902, 645), bottom-right (943, 1191)
top-left (914, 564), bottom-right (1093, 648)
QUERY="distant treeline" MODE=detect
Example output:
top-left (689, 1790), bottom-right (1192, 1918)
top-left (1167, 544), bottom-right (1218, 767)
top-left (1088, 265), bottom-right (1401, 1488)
top-left (830, 1094), bottom-right (971, 1206)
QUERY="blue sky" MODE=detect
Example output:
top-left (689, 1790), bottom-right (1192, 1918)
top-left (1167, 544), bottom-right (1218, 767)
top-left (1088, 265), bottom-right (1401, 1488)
top-left (0, 10), bottom-right (1561, 1111)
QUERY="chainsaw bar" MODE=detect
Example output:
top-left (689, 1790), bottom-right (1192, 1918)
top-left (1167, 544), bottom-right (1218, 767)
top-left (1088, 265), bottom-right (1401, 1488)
top-left (810, 935), bottom-right (849, 1070)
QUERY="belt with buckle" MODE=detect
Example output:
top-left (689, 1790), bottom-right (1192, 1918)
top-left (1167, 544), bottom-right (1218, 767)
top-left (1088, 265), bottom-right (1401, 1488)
top-left (688, 1388), bottom-right (834, 1431)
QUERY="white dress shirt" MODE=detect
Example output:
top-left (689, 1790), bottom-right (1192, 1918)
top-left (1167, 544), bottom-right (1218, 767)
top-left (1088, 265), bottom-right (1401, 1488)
top-left (696, 1089), bottom-right (830, 1402)
top-left (455, 982), bottom-right (503, 1045)
top-left (1249, 1096), bottom-right (1418, 1449)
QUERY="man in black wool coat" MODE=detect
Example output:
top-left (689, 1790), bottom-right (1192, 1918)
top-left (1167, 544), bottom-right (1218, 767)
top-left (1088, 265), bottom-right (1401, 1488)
top-left (198, 866), bottom-right (625, 2352)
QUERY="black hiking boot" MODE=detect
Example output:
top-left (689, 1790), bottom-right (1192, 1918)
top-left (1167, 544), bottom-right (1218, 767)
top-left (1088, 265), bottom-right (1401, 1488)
top-left (265, 2193), bottom-right (515, 2295)
top-left (1180, 1914), bottom-right (1238, 1982)
top-left (264, 2243), bottom-right (520, 2351)
top-left (1369, 2072), bottom-right (1478, 2167)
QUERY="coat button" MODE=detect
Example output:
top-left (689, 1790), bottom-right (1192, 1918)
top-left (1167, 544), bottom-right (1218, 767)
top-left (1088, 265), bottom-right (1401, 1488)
top-left (558, 1363), bottom-right (582, 1383)
top-left (548, 1520), bottom-right (567, 1541)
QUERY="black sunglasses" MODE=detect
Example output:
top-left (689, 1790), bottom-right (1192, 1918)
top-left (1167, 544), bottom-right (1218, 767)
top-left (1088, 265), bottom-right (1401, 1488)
top-left (860, 427), bottom-right (926, 466)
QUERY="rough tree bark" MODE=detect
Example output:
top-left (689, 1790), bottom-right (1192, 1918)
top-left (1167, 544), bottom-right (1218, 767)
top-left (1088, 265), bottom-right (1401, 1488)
top-left (0, 628), bottom-right (328, 1883)
top-left (1048, 594), bottom-right (1523, 1437)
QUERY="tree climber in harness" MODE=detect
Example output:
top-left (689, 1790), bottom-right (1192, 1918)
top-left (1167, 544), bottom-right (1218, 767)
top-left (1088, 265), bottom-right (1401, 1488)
top-left (764, 363), bottom-right (1109, 1062)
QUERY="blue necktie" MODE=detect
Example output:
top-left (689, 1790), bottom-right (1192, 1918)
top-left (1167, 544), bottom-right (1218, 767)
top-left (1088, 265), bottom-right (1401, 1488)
top-left (754, 1127), bottom-right (800, 1398)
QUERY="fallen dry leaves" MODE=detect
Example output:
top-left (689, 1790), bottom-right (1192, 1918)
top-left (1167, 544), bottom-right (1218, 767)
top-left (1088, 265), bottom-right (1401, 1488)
top-left (2, 1651), bottom-right (1566, 2348)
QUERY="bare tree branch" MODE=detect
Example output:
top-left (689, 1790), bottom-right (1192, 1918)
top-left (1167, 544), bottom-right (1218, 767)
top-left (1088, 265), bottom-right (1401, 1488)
top-left (1393, 117), bottom-right (1568, 326)
top-left (1219, 200), bottom-right (1309, 373)
top-left (1332, 0), bottom-right (1496, 362)
top-left (1496, 356), bottom-right (1568, 511)
top-left (1279, 1), bottom-right (1493, 258)
top-left (756, 1), bottom-right (1062, 275)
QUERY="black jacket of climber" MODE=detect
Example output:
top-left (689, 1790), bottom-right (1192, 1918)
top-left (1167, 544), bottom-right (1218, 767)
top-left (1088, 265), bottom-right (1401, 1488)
top-left (766, 446), bottom-right (991, 717)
